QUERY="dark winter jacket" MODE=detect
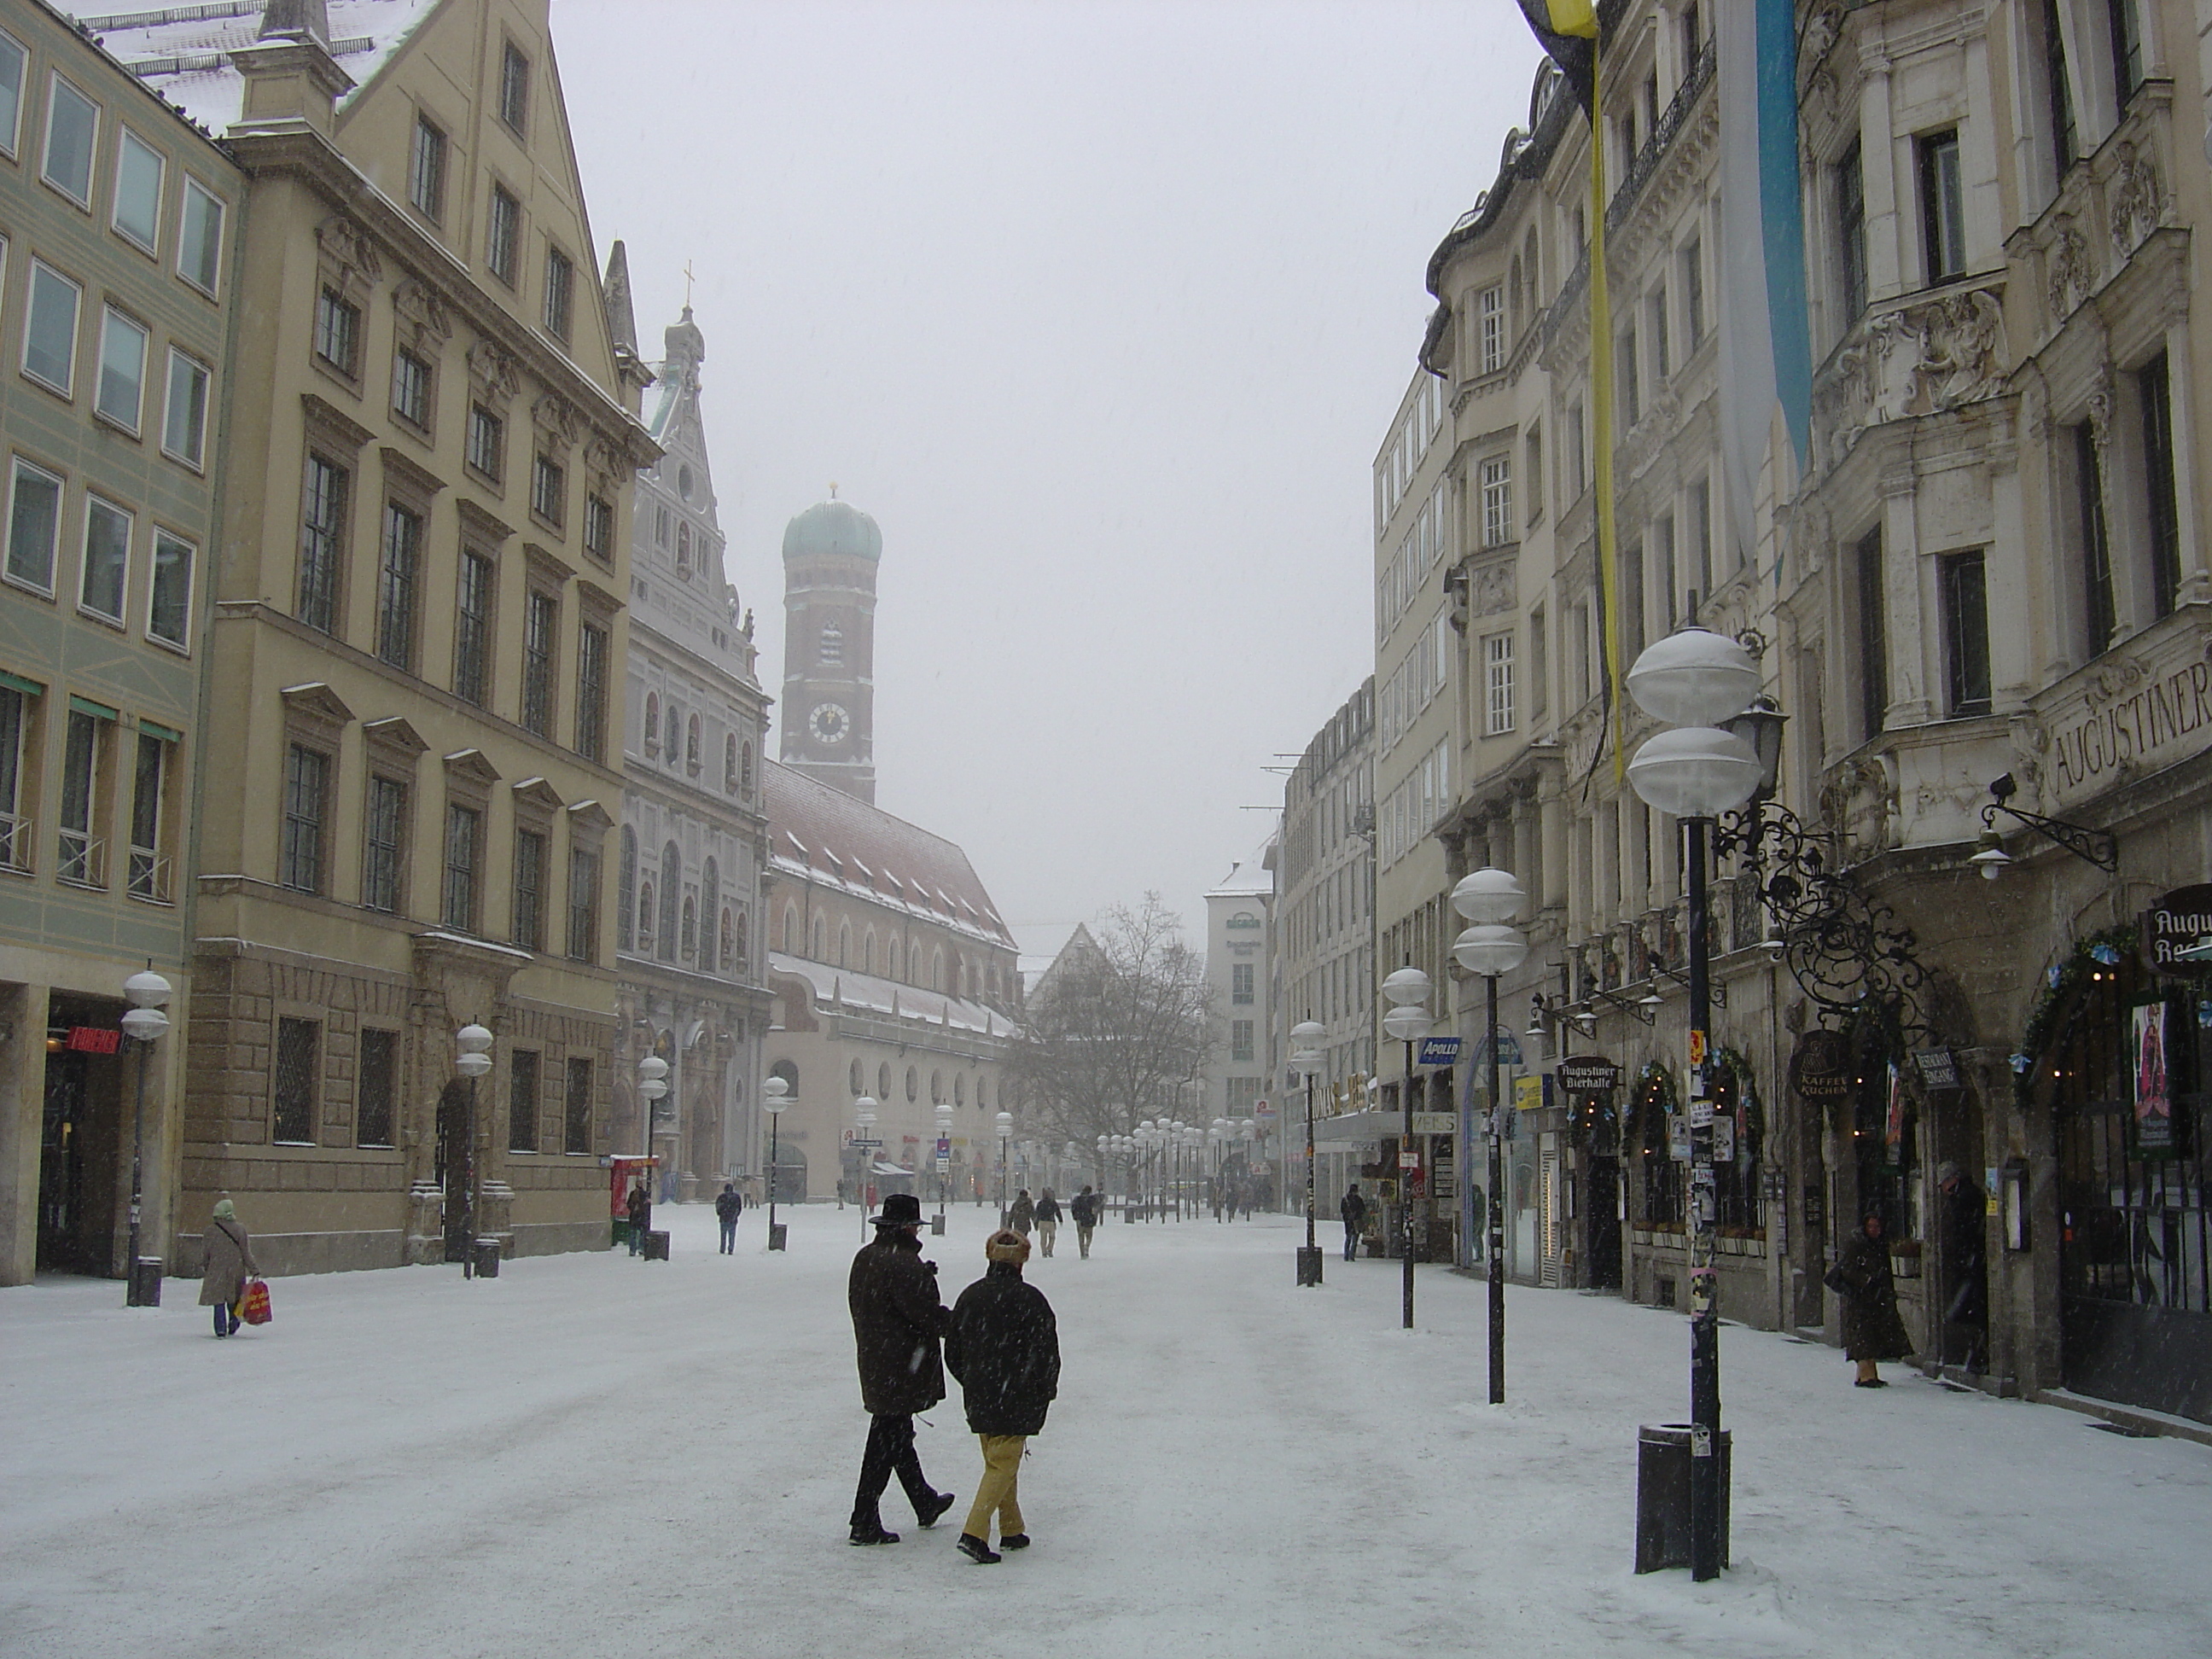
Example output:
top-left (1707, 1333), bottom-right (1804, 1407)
top-left (1834, 1232), bottom-right (1913, 1361)
top-left (1009, 1193), bottom-right (1035, 1235)
top-left (1340, 1190), bottom-right (1368, 1227)
top-left (945, 1261), bottom-right (1061, 1436)
top-left (1069, 1193), bottom-right (1099, 1227)
top-left (626, 1188), bottom-right (652, 1230)
top-left (848, 1230), bottom-right (948, 1415)
top-left (714, 1189), bottom-right (742, 1223)
top-left (1034, 1195), bottom-right (1062, 1225)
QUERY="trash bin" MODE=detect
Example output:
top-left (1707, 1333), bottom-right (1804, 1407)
top-left (127, 1256), bottom-right (163, 1307)
top-left (1295, 1245), bottom-right (1324, 1287)
top-left (767, 1222), bottom-right (788, 1252)
top-left (472, 1237), bottom-right (502, 1278)
top-left (611, 1219), bottom-right (632, 1250)
top-left (1634, 1423), bottom-right (1731, 1573)
top-left (929, 1214), bottom-right (946, 1236)
top-left (643, 1229), bottom-right (671, 1260)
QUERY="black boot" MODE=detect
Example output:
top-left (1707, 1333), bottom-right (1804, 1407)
top-left (956, 1533), bottom-right (1001, 1563)
top-left (849, 1522), bottom-right (901, 1545)
top-left (918, 1490), bottom-right (958, 1528)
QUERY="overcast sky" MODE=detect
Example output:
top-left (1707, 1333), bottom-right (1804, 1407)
top-left (555, 0), bottom-right (1542, 950)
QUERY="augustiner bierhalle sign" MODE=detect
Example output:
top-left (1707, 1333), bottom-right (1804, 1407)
top-left (1557, 1057), bottom-right (1621, 1094)
top-left (2142, 884), bottom-right (2212, 975)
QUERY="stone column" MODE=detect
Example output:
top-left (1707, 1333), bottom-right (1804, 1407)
top-left (0, 981), bottom-right (48, 1285)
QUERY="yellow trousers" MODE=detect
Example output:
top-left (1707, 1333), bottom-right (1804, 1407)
top-left (960, 1434), bottom-right (1026, 1540)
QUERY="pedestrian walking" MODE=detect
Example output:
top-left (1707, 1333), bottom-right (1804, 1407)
top-left (1937, 1161), bottom-right (1988, 1372)
top-left (847, 1192), bottom-right (958, 1545)
top-left (199, 1198), bottom-right (259, 1338)
top-left (714, 1182), bottom-right (743, 1254)
top-left (1033, 1189), bottom-right (1062, 1258)
top-left (944, 1228), bottom-right (1060, 1563)
top-left (625, 1181), bottom-right (651, 1256)
top-left (1009, 1189), bottom-right (1034, 1237)
top-left (1070, 1185), bottom-right (1099, 1258)
top-left (1339, 1184), bottom-right (1368, 1261)
top-left (1829, 1210), bottom-right (1914, 1387)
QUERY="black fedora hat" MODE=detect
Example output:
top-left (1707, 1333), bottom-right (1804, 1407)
top-left (870, 1192), bottom-right (923, 1227)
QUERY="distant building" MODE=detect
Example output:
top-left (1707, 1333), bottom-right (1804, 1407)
top-left (777, 492), bottom-right (878, 804)
top-left (1201, 858), bottom-right (1273, 1173)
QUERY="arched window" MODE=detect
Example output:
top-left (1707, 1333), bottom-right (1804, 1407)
top-left (988, 967), bottom-right (1000, 999)
top-left (664, 702), bottom-right (680, 765)
top-left (886, 934), bottom-right (901, 981)
top-left (677, 521), bottom-right (692, 579)
top-left (905, 1065), bottom-right (918, 1103)
top-left (782, 904), bottom-right (797, 955)
top-left (933, 948), bottom-right (946, 992)
top-left (849, 1058), bottom-right (864, 1095)
top-left (769, 1057), bottom-right (798, 1092)
top-left (878, 1062), bottom-right (892, 1097)
top-left (819, 622), bottom-right (843, 666)
top-left (741, 741), bottom-right (754, 796)
top-left (725, 733), bottom-right (739, 792)
top-left (685, 714), bottom-right (701, 776)
top-left (618, 826), bottom-right (637, 951)
top-left (637, 878), bottom-right (656, 951)
top-left (680, 895), bottom-right (697, 960)
top-left (700, 858), bottom-right (719, 973)
top-left (975, 1076), bottom-right (987, 1111)
top-left (643, 692), bottom-right (660, 754)
top-left (659, 841), bottom-right (681, 959)
top-left (930, 1069), bottom-right (943, 1104)
top-left (721, 906), bottom-right (737, 971)
top-left (838, 921), bottom-right (851, 968)
top-left (812, 915), bottom-right (827, 959)
top-left (954, 1073), bottom-right (965, 1107)
top-left (863, 928), bottom-right (876, 975)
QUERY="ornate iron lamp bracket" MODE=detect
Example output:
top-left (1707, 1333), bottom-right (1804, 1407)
top-left (1980, 801), bottom-right (2116, 874)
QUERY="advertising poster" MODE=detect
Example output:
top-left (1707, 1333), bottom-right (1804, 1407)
top-left (1883, 1062), bottom-right (1905, 1164)
top-left (2133, 1000), bottom-right (2174, 1152)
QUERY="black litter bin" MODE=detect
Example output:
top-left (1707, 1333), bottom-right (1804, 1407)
top-left (1634, 1423), bottom-right (1731, 1573)
top-left (643, 1229), bottom-right (671, 1260)
top-left (930, 1214), bottom-right (946, 1235)
top-left (472, 1238), bottom-right (502, 1278)
top-left (1295, 1245), bottom-right (1324, 1286)
top-left (767, 1222), bottom-right (788, 1252)
top-left (127, 1257), bottom-right (163, 1307)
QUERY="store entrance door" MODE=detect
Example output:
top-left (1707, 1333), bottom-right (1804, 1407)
top-left (1584, 1156), bottom-right (1622, 1289)
top-left (37, 1051), bottom-right (92, 1272)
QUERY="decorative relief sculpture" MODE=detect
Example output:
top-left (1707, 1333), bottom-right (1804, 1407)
top-left (1808, 286), bottom-right (2006, 471)
top-left (391, 279), bottom-right (451, 350)
top-left (533, 393), bottom-right (581, 450)
top-left (315, 214), bottom-right (381, 288)
top-left (2108, 140), bottom-right (2163, 253)
top-left (467, 339), bottom-right (519, 405)
top-left (2046, 214), bottom-right (2093, 317)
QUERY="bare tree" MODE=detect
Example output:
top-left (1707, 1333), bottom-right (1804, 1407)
top-left (1013, 894), bottom-right (1215, 1150)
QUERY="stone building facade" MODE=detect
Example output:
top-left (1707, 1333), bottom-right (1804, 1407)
top-left (0, 2), bottom-right (243, 1284)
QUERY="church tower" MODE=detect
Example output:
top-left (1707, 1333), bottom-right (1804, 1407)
top-left (778, 492), bottom-right (880, 803)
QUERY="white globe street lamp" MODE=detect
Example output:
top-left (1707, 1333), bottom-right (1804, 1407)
top-left (451, 1023), bottom-right (496, 1278)
top-left (1451, 869), bottom-right (1531, 1403)
top-left (762, 1074), bottom-right (791, 1249)
top-left (1290, 1018), bottom-right (1327, 1283)
top-left (995, 1109), bottom-right (1014, 1225)
top-left (120, 969), bottom-right (172, 1307)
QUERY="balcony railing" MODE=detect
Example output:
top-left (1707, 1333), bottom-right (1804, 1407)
top-left (0, 810), bottom-right (30, 873)
top-left (128, 847), bottom-right (172, 904)
top-left (57, 830), bottom-right (104, 888)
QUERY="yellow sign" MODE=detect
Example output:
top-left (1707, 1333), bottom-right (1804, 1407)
top-left (1689, 1029), bottom-right (1708, 1068)
top-left (1515, 1075), bottom-right (1545, 1113)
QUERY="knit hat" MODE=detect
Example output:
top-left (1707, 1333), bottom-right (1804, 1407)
top-left (212, 1199), bottom-right (236, 1220)
top-left (1936, 1161), bottom-right (1963, 1185)
top-left (986, 1229), bottom-right (1031, 1263)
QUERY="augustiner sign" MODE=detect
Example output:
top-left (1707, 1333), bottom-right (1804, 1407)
top-left (2037, 620), bottom-right (2212, 806)
top-left (2142, 883), bottom-right (2212, 975)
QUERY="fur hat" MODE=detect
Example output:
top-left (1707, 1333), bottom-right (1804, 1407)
top-left (986, 1228), bottom-right (1031, 1263)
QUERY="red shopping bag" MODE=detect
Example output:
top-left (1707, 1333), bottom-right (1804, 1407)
top-left (237, 1278), bottom-right (272, 1325)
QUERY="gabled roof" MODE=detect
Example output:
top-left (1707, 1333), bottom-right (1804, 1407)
top-left (764, 759), bottom-right (1012, 947)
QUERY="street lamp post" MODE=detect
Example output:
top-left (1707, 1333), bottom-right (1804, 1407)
top-left (456, 1023), bottom-right (494, 1278)
top-left (1291, 1019), bottom-right (1325, 1286)
top-left (761, 1075), bottom-right (790, 1250)
top-left (995, 1109), bottom-right (1014, 1225)
top-left (855, 1097), bottom-right (878, 1242)
top-left (1625, 626), bottom-right (1767, 1583)
top-left (1452, 870), bottom-right (1530, 1404)
top-left (1381, 967), bottom-right (1435, 1330)
top-left (120, 969), bottom-right (172, 1307)
top-left (935, 1102), bottom-right (954, 1234)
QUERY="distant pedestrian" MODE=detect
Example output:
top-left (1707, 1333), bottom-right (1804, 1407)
top-left (200, 1198), bottom-right (259, 1337)
top-left (1070, 1185), bottom-right (1099, 1258)
top-left (945, 1229), bottom-right (1060, 1563)
top-left (1937, 1161), bottom-right (1987, 1372)
top-left (847, 1193), bottom-right (958, 1545)
top-left (626, 1182), bottom-right (652, 1256)
top-left (1009, 1189), bottom-right (1034, 1237)
top-left (1831, 1211), bottom-right (1914, 1387)
top-left (1034, 1189), bottom-right (1062, 1258)
top-left (1340, 1185), bottom-right (1368, 1261)
top-left (715, 1182), bottom-right (743, 1254)
top-left (1239, 1179), bottom-right (1255, 1222)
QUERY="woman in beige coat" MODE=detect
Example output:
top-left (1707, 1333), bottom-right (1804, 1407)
top-left (199, 1199), bottom-right (258, 1337)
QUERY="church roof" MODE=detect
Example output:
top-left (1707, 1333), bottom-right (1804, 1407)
top-left (783, 497), bottom-right (882, 564)
top-left (764, 760), bottom-right (1012, 948)
top-left (766, 954), bottom-right (1018, 1041)
top-left (88, 0), bottom-right (443, 135)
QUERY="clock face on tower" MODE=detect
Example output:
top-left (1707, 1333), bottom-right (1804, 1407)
top-left (809, 702), bottom-right (852, 746)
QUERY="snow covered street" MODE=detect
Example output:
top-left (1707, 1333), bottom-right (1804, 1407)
top-left (4, 1204), bottom-right (2209, 1659)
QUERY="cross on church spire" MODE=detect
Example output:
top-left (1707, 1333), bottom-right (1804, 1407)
top-left (684, 259), bottom-right (696, 311)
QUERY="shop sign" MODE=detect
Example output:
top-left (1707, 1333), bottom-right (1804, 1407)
top-left (1410, 1111), bottom-right (1456, 1135)
top-left (1398, 1150), bottom-right (1421, 1168)
top-left (2141, 884), bottom-right (2212, 975)
top-left (1557, 1056), bottom-right (1621, 1094)
top-left (63, 1027), bottom-right (122, 1054)
top-left (2046, 657), bottom-right (2212, 800)
top-left (1912, 1048), bottom-right (1962, 1091)
top-left (1417, 1034), bottom-right (1462, 1066)
top-left (2132, 1001), bottom-right (2176, 1152)
top-left (1790, 1030), bottom-right (1855, 1102)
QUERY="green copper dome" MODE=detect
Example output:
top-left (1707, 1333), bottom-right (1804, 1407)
top-left (782, 497), bottom-right (882, 563)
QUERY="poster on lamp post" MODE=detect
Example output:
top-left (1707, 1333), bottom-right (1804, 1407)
top-left (2133, 999), bottom-right (2174, 1152)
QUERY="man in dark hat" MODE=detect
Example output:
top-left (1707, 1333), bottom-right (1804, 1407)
top-left (847, 1191), bottom-right (958, 1544)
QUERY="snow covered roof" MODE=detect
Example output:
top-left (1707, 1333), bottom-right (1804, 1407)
top-left (86, 0), bottom-right (441, 136)
top-left (766, 953), bottom-right (1019, 1042)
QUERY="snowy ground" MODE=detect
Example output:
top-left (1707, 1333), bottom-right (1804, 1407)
top-left (3, 1203), bottom-right (2208, 1659)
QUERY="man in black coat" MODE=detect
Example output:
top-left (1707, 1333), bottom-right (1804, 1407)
top-left (944, 1229), bottom-right (1061, 1563)
top-left (1069, 1185), bottom-right (1099, 1257)
top-left (626, 1181), bottom-right (651, 1257)
top-left (847, 1192), bottom-right (958, 1545)
top-left (1340, 1184), bottom-right (1368, 1260)
top-left (713, 1182), bottom-right (742, 1254)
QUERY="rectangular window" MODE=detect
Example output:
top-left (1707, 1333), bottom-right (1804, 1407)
top-left (1524, 425), bottom-right (1543, 527)
top-left (1480, 455), bottom-right (1513, 548)
top-left (0, 29), bottom-right (22, 158)
top-left (314, 286), bottom-right (359, 375)
top-left (1939, 550), bottom-right (1992, 717)
top-left (442, 802), bottom-right (480, 933)
top-left (453, 550), bottom-right (494, 705)
top-left (1567, 399), bottom-right (1586, 497)
top-left (499, 43), bottom-right (531, 134)
top-left (177, 179), bottom-right (224, 294)
top-left (1855, 526), bottom-right (1888, 742)
top-left (512, 827), bottom-right (545, 952)
top-left (1680, 236), bottom-right (1705, 351)
top-left (127, 730), bottom-right (167, 900)
top-left (1621, 541), bottom-right (1646, 660)
top-left (6, 458), bottom-right (63, 591)
top-left (1833, 138), bottom-right (1866, 323)
top-left (409, 114), bottom-right (446, 220)
top-left (1655, 511), bottom-right (1678, 632)
top-left (392, 349), bottom-right (431, 430)
top-left (281, 742), bottom-right (329, 893)
top-left (273, 1017), bottom-right (319, 1144)
top-left (2110, 0), bottom-right (2143, 103)
top-left (42, 73), bottom-right (98, 207)
top-left (80, 496), bottom-right (131, 622)
top-left (23, 261), bottom-right (83, 394)
top-left (1483, 631), bottom-right (1516, 735)
top-left (363, 774), bottom-right (406, 913)
top-left (1919, 129), bottom-right (1965, 284)
top-left (1529, 605), bottom-right (1548, 721)
top-left (357, 1028), bottom-right (397, 1149)
top-left (1687, 475), bottom-right (1713, 598)
top-left (466, 404), bottom-right (505, 481)
top-left (376, 504), bottom-right (422, 672)
top-left (2043, 0), bottom-right (2077, 175)
top-left (532, 452), bottom-right (565, 526)
top-left (163, 349), bottom-right (209, 467)
top-left (96, 308), bottom-right (148, 431)
top-left (564, 1056), bottom-right (593, 1154)
top-left (584, 493), bottom-right (614, 563)
top-left (298, 454), bottom-right (347, 634)
top-left (567, 847), bottom-right (598, 963)
top-left (57, 707), bottom-right (102, 886)
top-left (2072, 423), bottom-right (2115, 657)
top-left (0, 684), bottom-right (27, 872)
top-left (521, 591), bottom-right (558, 736)
top-left (148, 531), bottom-right (194, 649)
top-left (1478, 283), bottom-right (1505, 374)
top-left (2140, 351), bottom-right (2181, 620)
top-left (1620, 325), bottom-right (1640, 425)
top-left (575, 621), bottom-right (608, 762)
top-left (1648, 283), bottom-right (1670, 381)
top-left (113, 128), bottom-right (165, 253)
top-left (1231, 1019), bottom-right (1254, 1063)
top-left (543, 245), bottom-right (574, 340)
top-left (1231, 963), bottom-right (1254, 1005)
top-left (487, 183), bottom-right (521, 286)
top-left (509, 1048), bottom-right (540, 1153)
